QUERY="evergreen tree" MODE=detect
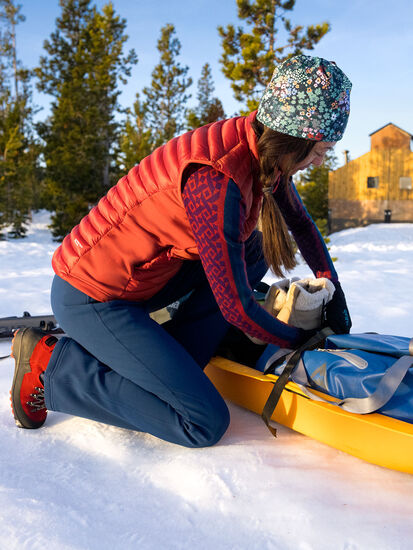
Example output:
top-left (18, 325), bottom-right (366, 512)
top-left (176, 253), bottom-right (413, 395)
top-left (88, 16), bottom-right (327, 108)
top-left (119, 92), bottom-right (154, 171)
top-left (36, 0), bottom-right (137, 240)
top-left (218, 0), bottom-right (330, 112)
top-left (0, 0), bottom-right (38, 237)
top-left (295, 150), bottom-right (337, 234)
top-left (187, 63), bottom-right (225, 130)
top-left (143, 24), bottom-right (192, 146)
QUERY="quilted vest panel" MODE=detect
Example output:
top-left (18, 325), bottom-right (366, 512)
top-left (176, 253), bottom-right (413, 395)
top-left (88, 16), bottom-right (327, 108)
top-left (52, 112), bottom-right (262, 301)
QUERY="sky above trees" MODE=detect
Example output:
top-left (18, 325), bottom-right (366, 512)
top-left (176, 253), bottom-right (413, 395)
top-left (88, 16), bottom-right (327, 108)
top-left (11, 0), bottom-right (413, 164)
top-left (1, 0), bottom-right (411, 238)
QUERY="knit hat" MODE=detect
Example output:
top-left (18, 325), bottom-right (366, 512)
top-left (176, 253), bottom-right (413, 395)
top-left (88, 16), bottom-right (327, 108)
top-left (257, 55), bottom-right (352, 142)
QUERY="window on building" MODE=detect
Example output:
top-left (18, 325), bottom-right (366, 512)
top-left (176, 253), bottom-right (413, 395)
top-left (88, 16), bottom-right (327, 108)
top-left (399, 176), bottom-right (412, 190)
top-left (367, 176), bottom-right (379, 188)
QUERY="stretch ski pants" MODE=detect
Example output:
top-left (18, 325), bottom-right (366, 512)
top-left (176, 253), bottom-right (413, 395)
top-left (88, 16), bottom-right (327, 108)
top-left (45, 231), bottom-right (267, 448)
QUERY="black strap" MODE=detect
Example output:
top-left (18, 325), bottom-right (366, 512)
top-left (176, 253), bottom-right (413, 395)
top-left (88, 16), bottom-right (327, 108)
top-left (263, 349), bottom-right (292, 375)
top-left (261, 327), bottom-right (334, 437)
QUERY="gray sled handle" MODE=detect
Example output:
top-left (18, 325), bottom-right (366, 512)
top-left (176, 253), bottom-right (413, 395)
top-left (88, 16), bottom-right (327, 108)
top-left (293, 355), bottom-right (413, 415)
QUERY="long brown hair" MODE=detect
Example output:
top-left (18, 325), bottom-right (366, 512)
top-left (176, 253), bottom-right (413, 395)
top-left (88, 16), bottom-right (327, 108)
top-left (251, 118), bottom-right (316, 277)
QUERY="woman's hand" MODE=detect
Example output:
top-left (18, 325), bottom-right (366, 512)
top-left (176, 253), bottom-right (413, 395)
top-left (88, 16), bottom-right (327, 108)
top-left (324, 281), bottom-right (352, 334)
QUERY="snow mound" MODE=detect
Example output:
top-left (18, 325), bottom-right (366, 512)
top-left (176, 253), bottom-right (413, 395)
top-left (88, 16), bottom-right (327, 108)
top-left (1, 214), bottom-right (413, 549)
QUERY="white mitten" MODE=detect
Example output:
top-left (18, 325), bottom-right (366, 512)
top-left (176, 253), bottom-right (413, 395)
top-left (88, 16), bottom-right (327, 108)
top-left (276, 277), bottom-right (335, 330)
top-left (262, 277), bottom-right (300, 317)
top-left (246, 277), bottom-right (335, 344)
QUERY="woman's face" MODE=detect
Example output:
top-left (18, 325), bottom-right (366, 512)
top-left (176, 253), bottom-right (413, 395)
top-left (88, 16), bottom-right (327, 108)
top-left (290, 141), bottom-right (336, 175)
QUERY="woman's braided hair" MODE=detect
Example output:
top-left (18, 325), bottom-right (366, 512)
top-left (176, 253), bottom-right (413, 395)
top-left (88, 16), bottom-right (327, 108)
top-left (251, 118), bottom-right (317, 277)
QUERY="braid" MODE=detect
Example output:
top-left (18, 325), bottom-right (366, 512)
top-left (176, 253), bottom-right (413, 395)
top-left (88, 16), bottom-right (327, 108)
top-left (252, 118), bottom-right (316, 277)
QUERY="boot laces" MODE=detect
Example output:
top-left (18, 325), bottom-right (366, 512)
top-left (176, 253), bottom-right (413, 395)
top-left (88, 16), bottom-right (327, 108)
top-left (27, 387), bottom-right (46, 412)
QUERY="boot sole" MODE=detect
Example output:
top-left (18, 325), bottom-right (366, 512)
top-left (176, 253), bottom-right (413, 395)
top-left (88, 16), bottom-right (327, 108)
top-left (10, 328), bottom-right (47, 429)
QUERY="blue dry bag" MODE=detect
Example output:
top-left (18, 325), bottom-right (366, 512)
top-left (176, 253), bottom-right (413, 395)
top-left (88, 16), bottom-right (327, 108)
top-left (256, 333), bottom-right (413, 423)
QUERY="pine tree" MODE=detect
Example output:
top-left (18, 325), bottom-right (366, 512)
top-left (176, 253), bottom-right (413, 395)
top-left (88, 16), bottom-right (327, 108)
top-left (187, 63), bottom-right (226, 130)
top-left (119, 93), bottom-right (154, 171)
top-left (0, 0), bottom-right (38, 237)
top-left (218, 0), bottom-right (330, 112)
top-left (143, 24), bottom-right (192, 146)
top-left (36, 0), bottom-right (137, 240)
top-left (294, 150), bottom-right (337, 235)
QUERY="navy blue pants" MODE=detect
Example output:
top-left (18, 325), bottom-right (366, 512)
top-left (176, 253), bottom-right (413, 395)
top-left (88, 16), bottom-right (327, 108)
top-left (45, 232), bottom-right (267, 447)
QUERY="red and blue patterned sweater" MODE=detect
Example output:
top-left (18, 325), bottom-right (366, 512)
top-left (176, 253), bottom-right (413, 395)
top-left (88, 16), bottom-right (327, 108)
top-left (182, 165), bottom-right (337, 348)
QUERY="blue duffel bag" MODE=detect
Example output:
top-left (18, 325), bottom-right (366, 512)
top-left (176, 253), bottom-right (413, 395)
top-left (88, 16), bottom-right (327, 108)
top-left (256, 332), bottom-right (413, 424)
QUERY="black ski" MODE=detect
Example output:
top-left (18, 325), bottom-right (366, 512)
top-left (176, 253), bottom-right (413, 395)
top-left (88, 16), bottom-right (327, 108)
top-left (0, 312), bottom-right (62, 339)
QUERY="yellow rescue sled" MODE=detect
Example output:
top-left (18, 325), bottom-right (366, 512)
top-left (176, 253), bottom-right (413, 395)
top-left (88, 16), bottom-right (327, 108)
top-left (205, 356), bottom-right (413, 474)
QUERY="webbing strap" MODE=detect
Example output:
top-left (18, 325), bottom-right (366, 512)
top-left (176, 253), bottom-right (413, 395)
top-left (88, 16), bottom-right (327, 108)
top-left (263, 347), bottom-right (292, 374)
top-left (261, 327), bottom-right (334, 437)
top-left (293, 355), bottom-right (413, 414)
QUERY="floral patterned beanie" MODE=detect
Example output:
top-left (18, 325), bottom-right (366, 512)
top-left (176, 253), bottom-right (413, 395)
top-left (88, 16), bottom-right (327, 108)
top-left (257, 55), bottom-right (352, 142)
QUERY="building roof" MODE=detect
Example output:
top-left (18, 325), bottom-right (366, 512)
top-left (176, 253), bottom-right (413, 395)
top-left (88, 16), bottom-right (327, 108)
top-left (369, 123), bottom-right (412, 138)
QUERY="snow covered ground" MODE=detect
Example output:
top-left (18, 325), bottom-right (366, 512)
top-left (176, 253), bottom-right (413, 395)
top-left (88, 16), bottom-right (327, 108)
top-left (1, 212), bottom-right (413, 550)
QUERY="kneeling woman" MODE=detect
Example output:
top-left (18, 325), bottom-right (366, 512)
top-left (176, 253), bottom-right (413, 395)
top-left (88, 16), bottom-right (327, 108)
top-left (11, 55), bottom-right (352, 447)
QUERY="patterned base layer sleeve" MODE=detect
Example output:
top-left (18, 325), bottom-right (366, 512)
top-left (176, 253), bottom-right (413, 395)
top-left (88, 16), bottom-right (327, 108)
top-left (182, 165), bottom-right (303, 348)
top-left (272, 178), bottom-right (338, 281)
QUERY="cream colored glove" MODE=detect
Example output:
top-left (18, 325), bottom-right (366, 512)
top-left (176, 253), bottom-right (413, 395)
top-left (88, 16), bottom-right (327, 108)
top-left (247, 277), bottom-right (335, 345)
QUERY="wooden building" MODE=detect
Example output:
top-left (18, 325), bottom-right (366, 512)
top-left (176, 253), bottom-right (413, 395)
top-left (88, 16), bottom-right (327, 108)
top-left (328, 123), bottom-right (413, 232)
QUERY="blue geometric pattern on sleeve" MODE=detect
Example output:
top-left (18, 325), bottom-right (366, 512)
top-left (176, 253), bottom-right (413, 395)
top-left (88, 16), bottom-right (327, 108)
top-left (182, 166), bottom-right (299, 346)
top-left (183, 167), bottom-right (244, 325)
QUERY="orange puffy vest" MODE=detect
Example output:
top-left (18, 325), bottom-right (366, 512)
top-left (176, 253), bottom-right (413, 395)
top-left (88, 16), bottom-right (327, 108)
top-left (52, 112), bottom-right (262, 302)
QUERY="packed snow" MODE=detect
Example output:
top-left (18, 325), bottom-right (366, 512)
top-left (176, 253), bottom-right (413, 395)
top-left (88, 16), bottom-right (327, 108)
top-left (1, 211), bottom-right (413, 550)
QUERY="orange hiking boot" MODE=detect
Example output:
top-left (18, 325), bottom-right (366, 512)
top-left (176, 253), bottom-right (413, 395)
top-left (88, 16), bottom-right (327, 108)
top-left (10, 328), bottom-right (57, 429)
